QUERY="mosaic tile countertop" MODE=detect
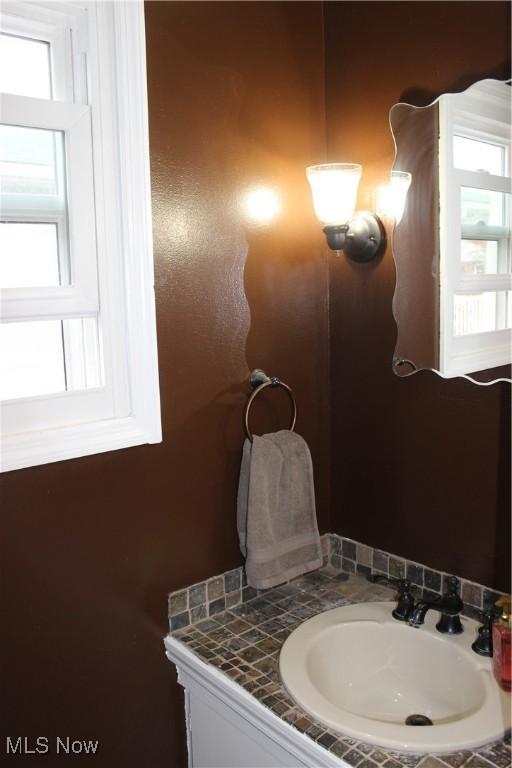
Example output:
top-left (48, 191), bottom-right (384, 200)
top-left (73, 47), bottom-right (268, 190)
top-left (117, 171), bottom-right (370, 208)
top-left (171, 569), bottom-right (511, 768)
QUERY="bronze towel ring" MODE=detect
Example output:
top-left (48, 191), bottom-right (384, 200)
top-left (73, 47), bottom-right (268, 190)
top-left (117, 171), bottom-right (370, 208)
top-left (244, 369), bottom-right (297, 441)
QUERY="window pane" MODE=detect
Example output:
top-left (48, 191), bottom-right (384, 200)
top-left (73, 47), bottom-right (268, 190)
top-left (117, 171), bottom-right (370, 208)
top-left (0, 126), bottom-right (70, 284)
top-left (461, 188), bottom-right (509, 228)
top-left (0, 33), bottom-right (52, 99)
top-left (454, 136), bottom-right (505, 176)
top-left (0, 318), bottom-right (104, 400)
top-left (0, 125), bottom-right (66, 198)
top-left (0, 222), bottom-right (62, 287)
top-left (0, 319), bottom-right (65, 399)
top-left (460, 239), bottom-right (508, 275)
top-left (454, 291), bottom-right (512, 336)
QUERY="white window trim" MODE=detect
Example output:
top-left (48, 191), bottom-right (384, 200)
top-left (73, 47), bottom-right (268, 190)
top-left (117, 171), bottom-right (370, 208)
top-left (438, 79), bottom-right (512, 378)
top-left (1, 1), bottom-right (162, 472)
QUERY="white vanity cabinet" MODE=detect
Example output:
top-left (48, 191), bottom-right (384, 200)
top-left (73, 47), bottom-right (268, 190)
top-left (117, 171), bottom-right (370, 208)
top-left (165, 636), bottom-right (345, 768)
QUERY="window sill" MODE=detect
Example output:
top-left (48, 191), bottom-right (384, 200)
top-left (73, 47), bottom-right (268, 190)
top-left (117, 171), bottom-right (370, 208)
top-left (1, 415), bottom-right (162, 472)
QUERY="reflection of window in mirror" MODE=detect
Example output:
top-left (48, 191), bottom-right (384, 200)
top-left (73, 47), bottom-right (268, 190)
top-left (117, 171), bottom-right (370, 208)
top-left (438, 81), bottom-right (511, 378)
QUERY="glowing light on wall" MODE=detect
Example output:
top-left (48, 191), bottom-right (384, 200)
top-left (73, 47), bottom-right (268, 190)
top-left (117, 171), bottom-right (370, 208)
top-left (241, 186), bottom-right (281, 225)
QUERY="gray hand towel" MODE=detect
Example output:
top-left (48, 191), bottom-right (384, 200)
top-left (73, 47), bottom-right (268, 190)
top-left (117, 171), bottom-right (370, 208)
top-left (237, 430), bottom-right (323, 590)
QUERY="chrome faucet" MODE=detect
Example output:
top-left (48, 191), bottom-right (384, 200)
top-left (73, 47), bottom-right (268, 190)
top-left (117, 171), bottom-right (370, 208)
top-left (408, 576), bottom-right (464, 634)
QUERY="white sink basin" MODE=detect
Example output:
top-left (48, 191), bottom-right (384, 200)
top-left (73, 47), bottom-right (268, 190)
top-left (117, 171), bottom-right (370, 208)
top-left (279, 602), bottom-right (510, 753)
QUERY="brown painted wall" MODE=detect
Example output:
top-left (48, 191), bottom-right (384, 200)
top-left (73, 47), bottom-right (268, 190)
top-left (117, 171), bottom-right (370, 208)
top-left (325, 1), bottom-right (511, 591)
top-left (0, 4), bottom-right (327, 766)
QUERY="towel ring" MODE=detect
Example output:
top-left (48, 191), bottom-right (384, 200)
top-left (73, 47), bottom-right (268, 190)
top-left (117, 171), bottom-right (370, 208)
top-left (244, 374), bottom-right (297, 442)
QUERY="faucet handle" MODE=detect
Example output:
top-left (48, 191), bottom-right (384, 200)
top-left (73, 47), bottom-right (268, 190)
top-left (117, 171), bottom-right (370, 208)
top-left (392, 578), bottom-right (416, 622)
top-left (471, 607), bottom-right (497, 657)
top-left (366, 574), bottom-right (416, 620)
top-left (366, 574), bottom-right (415, 622)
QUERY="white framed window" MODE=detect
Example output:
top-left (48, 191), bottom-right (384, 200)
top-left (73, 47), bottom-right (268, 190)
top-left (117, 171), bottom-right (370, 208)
top-left (0, 1), bottom-right (162, 471)
top-left (438, 80), bottom-right (511, 378)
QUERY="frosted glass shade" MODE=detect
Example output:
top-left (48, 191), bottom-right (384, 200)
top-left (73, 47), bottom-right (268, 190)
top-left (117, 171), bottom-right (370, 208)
top-left (306, 163), bottom-right (362, 226)
top-left (376, 170), bottom-right (412, 224)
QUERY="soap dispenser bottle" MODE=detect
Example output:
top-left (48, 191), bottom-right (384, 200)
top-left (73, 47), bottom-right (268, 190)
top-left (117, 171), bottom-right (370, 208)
top-left (492, 596), bottom-right (511, 692)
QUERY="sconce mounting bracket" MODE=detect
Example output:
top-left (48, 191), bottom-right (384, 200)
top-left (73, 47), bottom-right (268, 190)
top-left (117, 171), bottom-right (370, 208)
top-left (322, 224), bottom-right (349, 253)
top-left (324, 211), bottom-right (386, 262)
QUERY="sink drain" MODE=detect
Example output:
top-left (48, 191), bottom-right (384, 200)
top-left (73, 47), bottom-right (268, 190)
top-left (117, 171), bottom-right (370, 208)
top-left (405, 714), bottom-right (433, 726)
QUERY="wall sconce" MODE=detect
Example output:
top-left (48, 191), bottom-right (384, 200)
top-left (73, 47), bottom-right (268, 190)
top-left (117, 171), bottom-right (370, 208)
top-left (376, 170), bottom-right (412, 224)
top-left (306, 163), bottom-right (386, 262)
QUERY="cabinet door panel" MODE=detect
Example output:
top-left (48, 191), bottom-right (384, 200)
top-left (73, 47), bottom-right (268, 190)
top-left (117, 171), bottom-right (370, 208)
top-left (189, 689), bottom-right (309, 768)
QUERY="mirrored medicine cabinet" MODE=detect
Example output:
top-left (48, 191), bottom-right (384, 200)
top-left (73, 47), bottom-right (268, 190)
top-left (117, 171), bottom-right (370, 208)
top-left (390, 79), bottom-right (511, 385)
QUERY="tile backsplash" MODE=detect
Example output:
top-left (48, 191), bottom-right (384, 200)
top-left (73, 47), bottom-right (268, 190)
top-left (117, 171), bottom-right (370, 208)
top-left (326, 534), bottom-right (507, 622)
top-left (168, 533), bottom-right (505, 631)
